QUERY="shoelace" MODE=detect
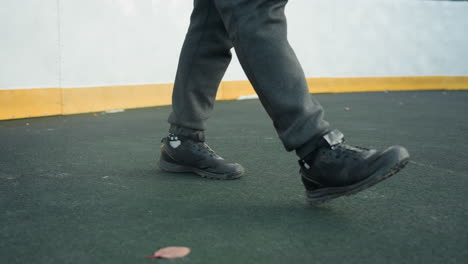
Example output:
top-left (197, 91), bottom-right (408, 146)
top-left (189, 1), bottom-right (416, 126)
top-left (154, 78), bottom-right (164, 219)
top-left (331, 144), bottom-right (370, 160)
top-left (336, 144), bottom-right (368, 153)
top-left (194, 142), bottom-right (219, 158)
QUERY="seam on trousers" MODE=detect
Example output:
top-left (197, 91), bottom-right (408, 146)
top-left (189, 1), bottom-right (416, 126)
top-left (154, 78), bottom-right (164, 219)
top-left (175, 5), bottom-right (213, 122)
top-left (233, 22), bottom-right (272, 117)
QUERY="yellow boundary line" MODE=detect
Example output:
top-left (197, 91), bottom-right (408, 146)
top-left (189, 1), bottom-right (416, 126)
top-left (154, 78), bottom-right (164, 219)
top-left (1, 76), bottom-right (467, 120)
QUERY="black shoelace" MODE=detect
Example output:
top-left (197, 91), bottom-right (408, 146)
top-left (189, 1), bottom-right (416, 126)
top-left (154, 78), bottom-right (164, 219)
top-left (332, 144), bottom-right (369, 160)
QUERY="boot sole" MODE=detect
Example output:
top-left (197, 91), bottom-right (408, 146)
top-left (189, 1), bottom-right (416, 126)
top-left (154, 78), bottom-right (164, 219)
top-left (158, 158), bottom-right (243, 180)
top-left (306, 149), bottom-right (410, 205)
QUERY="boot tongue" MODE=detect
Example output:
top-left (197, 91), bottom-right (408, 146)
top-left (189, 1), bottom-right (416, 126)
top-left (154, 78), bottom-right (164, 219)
top-left (300, 129), bottom-right (345, 167)
top-left (323, 129), bottom-right (344, 149)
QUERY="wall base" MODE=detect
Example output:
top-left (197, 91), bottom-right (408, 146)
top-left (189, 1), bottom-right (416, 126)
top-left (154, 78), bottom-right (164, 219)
top-left (1, 76), bottom-right (467, 120)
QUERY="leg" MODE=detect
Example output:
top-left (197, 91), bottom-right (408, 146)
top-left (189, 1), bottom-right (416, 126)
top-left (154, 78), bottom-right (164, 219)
top-left (161, 0), bottom-right (410, 200)
top-left (212, 0), bottom-right (410, 203)
top-left (168, 0), bottom-right (233, 141)
top-left (213, 0), bottom-right (330, 156)
top-left (161, 0), bottom-right (244, 180)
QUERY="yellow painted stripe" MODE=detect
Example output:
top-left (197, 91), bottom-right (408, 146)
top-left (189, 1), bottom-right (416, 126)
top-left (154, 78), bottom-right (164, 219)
top-left (218, 80), bottom-right (254, 100)
top-left (0, 88), bottom-right (62, 120)
top-left (218, 76), bottom-right (468, 98)
top-left (306, 76), bottom-right (468, 93)
top-left (62, 83), bottom-right (174, 115)
top-left (1, 76), bottom-right (467, 120)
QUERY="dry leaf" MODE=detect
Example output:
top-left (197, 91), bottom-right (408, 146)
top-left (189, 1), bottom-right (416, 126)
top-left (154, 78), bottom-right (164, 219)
top-left (145, 246), bottom-right (191, 259)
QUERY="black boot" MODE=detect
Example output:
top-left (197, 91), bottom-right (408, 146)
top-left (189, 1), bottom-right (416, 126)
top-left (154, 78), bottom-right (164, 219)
top-left (159, 134), bottom-right (244, 180)
top-left (299, 130), bottom-right (410, 204)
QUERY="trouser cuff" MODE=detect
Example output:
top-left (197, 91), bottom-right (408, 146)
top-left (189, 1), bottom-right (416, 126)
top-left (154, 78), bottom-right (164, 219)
top-left (295, 130), bottom-right (331, 159)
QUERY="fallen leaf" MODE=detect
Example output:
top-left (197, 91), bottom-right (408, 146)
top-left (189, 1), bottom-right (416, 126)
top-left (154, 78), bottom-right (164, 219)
top-left (145, 246), bottom-right (191, 259)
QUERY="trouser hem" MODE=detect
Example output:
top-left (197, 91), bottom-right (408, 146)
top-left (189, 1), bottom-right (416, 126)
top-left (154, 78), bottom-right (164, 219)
top-left (295, 130), bottom-right (330, 159)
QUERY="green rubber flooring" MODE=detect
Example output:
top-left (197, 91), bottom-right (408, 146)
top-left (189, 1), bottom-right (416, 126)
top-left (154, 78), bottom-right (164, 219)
top-left (1, 90), bottom-right (467, 264)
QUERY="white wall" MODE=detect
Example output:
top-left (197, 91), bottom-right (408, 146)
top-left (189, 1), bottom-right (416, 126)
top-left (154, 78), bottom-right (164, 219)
top-left (1, 0), bottom-right (468, 90)
top-left (58, 0), bottom-right (192, 87)
top-left (0, 0), bottom-right (60, 89)
top-left (286, 0), bottom-right (468, 78)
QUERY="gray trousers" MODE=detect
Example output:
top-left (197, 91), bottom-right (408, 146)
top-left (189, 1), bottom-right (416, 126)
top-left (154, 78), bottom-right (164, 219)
top-left (168, 0), bottom-right (330, 158)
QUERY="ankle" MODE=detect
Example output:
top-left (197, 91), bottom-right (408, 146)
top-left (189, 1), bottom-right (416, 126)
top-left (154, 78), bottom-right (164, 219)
top-left (168, 125), bottom-right (205, 142)
top-left (298, 129), bottom-right (345, 162)
top-left (296, 135), bottom-right (329, 159)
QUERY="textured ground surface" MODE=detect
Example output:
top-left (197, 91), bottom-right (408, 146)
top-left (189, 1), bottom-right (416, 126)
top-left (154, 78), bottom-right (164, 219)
top-left (1, 90), bottom-right (467, 264)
